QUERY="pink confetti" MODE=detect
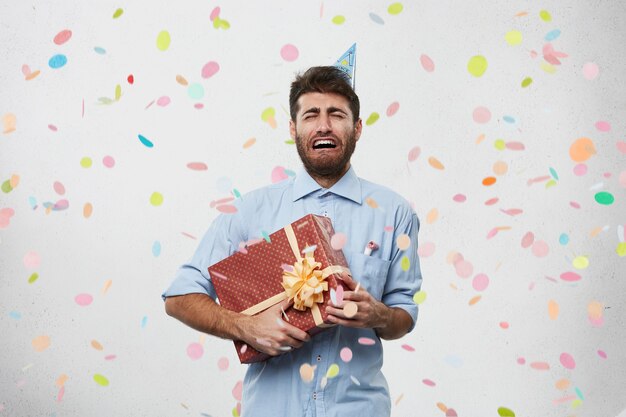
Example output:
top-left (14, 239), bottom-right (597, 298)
top-left (102, 155), bottom-right (115, 168)
top-left (216, 204), bottom-right (237, 214)
top-left (531, 240), bottom-right (549, 257)
top-left (386, 102), bottom-right (400, 117)
top-left (582, 62), bottom-right (599, 80)
top-left (446, 409), bottom-right (458, 417)
top-left (217, 357), bottom-right (229, 371)
top-left (452, 193), bottom-right (466, 203)
top-left (422, 378), bottom-right (436, 387)
top-left (186, 162), bottom-right (208, 171)
top-left (0, 208), bottom-right (15, 229)
top-left (57, 386), bottom-right (65, 402)
top-left (506, 141), bottom-right (525, 150)
top-left (358, 337), bottom-right (376, 346)
top-left (517, 357), bottom-right (526, 365)
top-left (271, 166), bottom-right (289, 183)
top-left (484, 197), bottom-right (499, 206)
top-left (455, 259), bottom-right (473, 278)
top-left (232, 380), bottom-right (243, 401)
top-left (340, 347), bottom-right (353, 362)
top-left (53, 181), bottom-right (66, 195)
top-left (384, 225), bottom-right (394, 232)
top-left (23, 251), bottom-right (41, 269)
top-left (573, 163), bottom-right (587, 176)
top-left (570, 201), bottom-right (581, 209)
top-left (559, 352), bottom-right (576, 369)
top-left (330, 233), bottom-right (347, 250)
top-left (500, 208), bottom-right (523, 216)
top-left (560, 271), bottom-right (581, 282)
top-left (407, 146), bottom-right (421, 161)
top-left (186, 342), bottom-right (203, 360)
top-left (53, 29), bottom-right (72, 45)
top-left (419, 54), bottom-right (435, 72)
top-left (54, 199), bottom-right (69, 210)
top-left (530, 361), bottom-right (550, 370)
top-left (74, 293), bottom-right (93, 306)
top-left (521, 232), bottom-right (535, 248)
top-left (194, 103), bottom-right (204, 110)
top-left (595, 121), bottom-right (611, 132)
top-left (617, 141), bottom-right (626, 154)
top-left (335, 284), bottom-right (344, 305)
top-left (499, 321), bottom-right (509, 329)
top-left (156, 96), bottom-right (171, 107)
top-left (417, 241), bottom-right (435, 257)
top-left (401, 344), bottom-right (415, 352)
top-left (486, 227), bottom-right (499, 239)
top-left (210, 7), bottom-right (220, 21)
top-left (472, 273), bottom-right (489, 291)
top-left (201, 61), bottom-right (220, 79)
top-left (598, 350), bottom-right (607, 359)
top-left (472, 106), bottom-right (491, 124)
top-left (280, 44), bottom-right (299, 62)
top-left (619, 171), bottom-right (626, 188)
top-left (48, 124), bottom-right (58, 131)
top-left (104, 354), bottom-right (116, 360)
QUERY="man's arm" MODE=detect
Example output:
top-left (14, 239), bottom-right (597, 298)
top-left (165, 293), bottom-right (311, 356)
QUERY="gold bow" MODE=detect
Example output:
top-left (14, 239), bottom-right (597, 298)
top-left (282, 255), bottom-right (329, 311)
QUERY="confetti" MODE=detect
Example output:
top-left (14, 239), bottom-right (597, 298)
top-left (28, 273), bottom-right (39, 284)
top-left (332, 15), bottom-right (345, 25)
top-left (23, 251), bottom-right (41, 269)
top-left (388, 3), bottom-right (403, 15)
top-left (560, 271), bottom-right (581, 282)
top-left (280, 44), bottom-right (299, 62)
top-left (2, 113), bottom-right (16, 133)
top-left (422, 379), bottom-right (436, 386)
top-left (396, 234), bottom-right (411, 250)
top-left (594, 192), bottom-right (614, 205)
top-left (187, 342), bottom-right (204, 360)
top-left (472, 273), bottom-right (489, 291)
top-left (156, 30), bottom-right (171, 51)
top-left (330, 233), bottom-right (347, 250)
top-left (386, 102), bottom-right (399, 117)
top-left (473, 106), bottom-right (491, 123)
top-left (218, 357), bottom-right (229, 371)
top-left (408, 146), bottom-right (421, 161)
top-left (340, 347), bottom-right (352, 362)
top-left (498, 407), bottom-right (516, 417)
top-left (521, 77), bottom-right (533, 87)
top-left (187, 83), bottom-right (204, 100)
top-left (138, 134), bottom-right (154, 147)
top-left (299, 363), bottom-right (315, 382)
top-left (150, 192), bottom-right (164, 206)
top-left (326, 363), bottom-right (340, 378)
top-left (343, 302), bottom-right (358, 318)
top-left (365, 112), bottom-right (380, 126)
top-left (358, 337), bottom-right (376, 346)
top-left (559, 352), bottom-right (575, 369)
top-left (548, 300), bottom-right (559, 320)
top-left (582, 62), bottom-right (599, 80)
top-left (261, 107), bottom-right (277, 128)
top-left (420, 54), bottom-right (435, 72)
top-left (531, 240), bottom-right (549, 257)
top-left (48, 54), bottom-right (67, 69)
top-left (369, 12), bottom-right (385, 24)
top-left (53, 29), bottom-right (72, 45)
top-left (75, 293), bottom-right (93, 306)
top-left (539, 10), bottom-right (552, 22)
top-left (32, 335), bottom-right (51, 352)
top-left (113, 8), bottom-right (123, 18)
top-left (428, 157), bottom-right (445, 170)
top-left (505, 30), bottom-right (522, 46)
top-left (530, 361), bottom-right (549, 370)
top-left (93, 374), bottom-right (109, 386)
top-left (417, 242), bottom-right (435, 257)
top-left (201, 61), bottom-right (220, 79)
top-left (468, 55), bottom-right (488, 77)
top-left (152, 241), bottom-right (161, 257)
top-left (0, 208), bottom-right (15, 229)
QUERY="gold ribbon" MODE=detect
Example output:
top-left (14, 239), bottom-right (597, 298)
top-left (241, 223), bottom-right (349, 327)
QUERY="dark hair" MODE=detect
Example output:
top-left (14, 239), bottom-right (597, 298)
top-left (289, 66), bottom-right (360, 123)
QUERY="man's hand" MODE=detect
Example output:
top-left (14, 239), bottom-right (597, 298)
top-left (325, 271), bottom-right (413, 340)
top-left (241, 298), bottom-right (311, 357)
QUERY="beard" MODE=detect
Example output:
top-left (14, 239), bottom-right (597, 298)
top-left (295, 129), bottom-right (357, 180)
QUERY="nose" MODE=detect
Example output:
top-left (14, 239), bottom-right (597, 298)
top-left (316, 114), bottom-right (332, 133)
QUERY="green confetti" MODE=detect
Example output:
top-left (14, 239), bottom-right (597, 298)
top-left (521, 77), bottom-right (533, 87)
top-left (262, 231), bottom-right (271, 243)
top-left (1, 180), bottom-right (12, 193)
top-left (112, 8), bottom-right (123, 19)
top-left (284, 139), bottom-right (295, 145)
top-left (545, 179), bottom-right (557, 188)
top-left (594, 191), bottom-right (614, 205)
top-left (400, 255), bottom-right (410, 271)
top-left (549, 167), bottom-right (559, 180)
top-left (497, 407), bottom-right (515, 417)
top-left (115, 84), bottom-right (121, 101)
top-left (232, 189), bottom-right (241, 199)
top-left (388, 3), bottom-right (404, 15)
top-left (539, 10), bottom-right (552, 22)
top-left (93, 374), bottom-right (109, 386)
top-left (28, 273), bottom-right (39, 284)
top-left (156, 30), bottom-right (171, 51)
top-left (365, 112), bottom-right (380, 126)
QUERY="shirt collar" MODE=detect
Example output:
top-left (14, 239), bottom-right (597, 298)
top-left (292, 165), bottom-right (362, 204)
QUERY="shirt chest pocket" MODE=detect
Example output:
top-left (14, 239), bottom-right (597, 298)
top-left (345, 252), bottom-right (391, 301)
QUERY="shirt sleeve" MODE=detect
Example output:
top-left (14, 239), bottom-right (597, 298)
top-left (380, 205), bottom-right (423, 332)
top-left (162, 209), bottom-right (246, 301)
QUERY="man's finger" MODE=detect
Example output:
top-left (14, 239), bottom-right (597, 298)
top-left (339, 271), bottom-right (358, 291)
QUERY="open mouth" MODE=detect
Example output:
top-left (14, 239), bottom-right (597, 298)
top-left (312, 139), bottom-right (337, 149)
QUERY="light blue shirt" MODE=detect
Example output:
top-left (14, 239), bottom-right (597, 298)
top-left (163, 166), bottom-right (423, 417)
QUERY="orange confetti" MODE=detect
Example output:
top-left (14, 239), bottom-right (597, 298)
top-left (32, 335), bottom-right (51, 352)
top-left (548, 300), bottom-right (559, 320)
top-left (515, 11), bottom-right (529, 17)
top-left (55, 374), bottom-right (69, 387)
top-left (426, 208), bottom-right (439, 224)
top-left (475, 133), bottom-right (486, 144)
top-left (555, 378), bottom-right (570, 390)
top-left (530, 361), bottom-right (550, 370)
top-left (175, 74), bottom-right (188, 86)
top-left (83, 202), bottom-right (93, 218)
top-left (266, 116), bottom-right (277, 129)
top-left (428, 157), bottom-right (445, 170)
top-left (590, 226), bottom-right (604, 238)
top-left (493, 161), bottom-right (508, 175)
top-left (365, 197), bottom-right (379, 209)
top-left (587, 300), bottom-right (603, 320)
top-left (437, 402), bottom-right (448, 412)
top-left (482, 176), bottom-right (496, 186)
top-left (569, 137), bottom-right (596, 162)
top-left (91, 340), bottom-right (104, 351)
top-left (394, 393), bottom-right (404, 406)
top-left (469, 295), bottom-right (482, 306)
top-left (243, 138), bottom-right (256, 148)
top-left (101, 279), bottom-right (112, 294)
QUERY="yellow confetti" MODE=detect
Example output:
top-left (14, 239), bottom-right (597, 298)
top-left (326, 363), bottom-right (340, 378)
top-left (150, 192), bottom-right (164, 206)
top-left (83, 203), bottom-right (93, 218)
top-left (505, 30), bottom-right (523, 46)
top-left (332, 15), bottom-right (345, 24)
top-left (572, 255), bottom-right (589, 269)
top-left (413, 291), bottom-right (427, 304)
top-left (467, 55), bottom-right (488, 77)
top-left (365, 197), bottom-right (378, 209)
top-left (400, 256), bottom-right (410, 271)
top-left (426, 208), bottom-right (438, 224)
top-left (156, 30), bottom-right (171, 51)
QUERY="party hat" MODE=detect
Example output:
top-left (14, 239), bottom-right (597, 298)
top-left (334, 43), bottom-right (356, 89)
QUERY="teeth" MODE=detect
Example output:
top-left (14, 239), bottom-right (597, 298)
top-left (314, 139), bottom-right (334, 146)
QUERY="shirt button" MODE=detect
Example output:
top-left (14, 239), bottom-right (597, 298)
top-left (313, 392), bottom-right (317, 400)
top-left (316, 355), bottom-right (321, 361)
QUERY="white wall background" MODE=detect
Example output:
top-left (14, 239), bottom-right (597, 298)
top-left (1, 1), bottom-right (625, 416)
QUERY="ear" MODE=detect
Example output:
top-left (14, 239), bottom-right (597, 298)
top-left (289, 119), bottom-right (296, 140)
top-left (354, 119), bottom-right (363, 142)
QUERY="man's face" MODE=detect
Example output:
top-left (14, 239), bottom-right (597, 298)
top-left (290, 92), bottom-right (362, 179)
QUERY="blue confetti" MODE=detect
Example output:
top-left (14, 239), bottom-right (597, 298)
top-left (369, 12), bottom-right (385, 25)
top-left (48, 54), bottom-right (67, 69)
top-left (559, 233), bottom-right (569, 245)
top-left (284, 169), bottom-right (296, 177)
top-left (261, 231), bottom-right (271, 243)
top-left (138, 134), bottom-right (154, 148)
top-left (549, 167), bottom-right (559, 180)
top-left (28, 196), bottom-right (38, 210)
top-left (9, 311), bottom-right (22, 319)
top-left (94, 47), bottom-right (107, 54)
top-left (503, 115), bottom-right (516, 124)
top-left (443, 354), bottom-right (464, 368)
top-left (545, 29), bottom-right (561, 41)
top-left (152, 241), bottom-right (161, 257)
top-left (575, 387), bottom-right (584, 400)
top-left (232, 188), bottom-right (241, 199)
top-left (141, 316), bottom-right (148, 328)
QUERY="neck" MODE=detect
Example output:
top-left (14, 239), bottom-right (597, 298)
top-left (307, 164), bottom-right (350, 189)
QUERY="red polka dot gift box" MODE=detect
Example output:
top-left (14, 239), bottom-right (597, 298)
top-left (209, 214), bottom-right (350, 364)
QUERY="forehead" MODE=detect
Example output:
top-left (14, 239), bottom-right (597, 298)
top-left (296, 92), bottom-right (352, 115)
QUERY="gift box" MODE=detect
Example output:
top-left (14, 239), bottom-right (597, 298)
top-left (209, 214), bottom-right (350, 363)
